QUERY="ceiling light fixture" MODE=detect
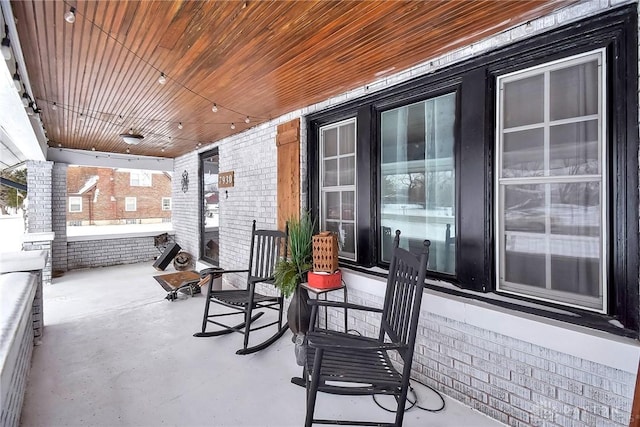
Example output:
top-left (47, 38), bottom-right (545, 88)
top-left (64, 7), bottom-right (76, 24)
top-left (126, 148), bottom-right (130, 154)
top-left (230, 123), bottom-right (235, 130)
top-left (211, 103), bottom-right (218, 113)
top-left (78, 113), bottom-right (85, 121)
top-left (51, 102), bottom-right (57, 111)
top-left (120, 128), bottom-right (144, 145)
top-left (91, 147), bottom-right (95, 151)
top-left (21, 92), bottom-right (29, 107)
top-left (244, 116), bottom-right (250, 124)
top-left (158, 72), bottom-right (166, 85)
top-left (120, 132), bottom-right (144, 145)
top-left (178, 122), bottom-right (183, 130)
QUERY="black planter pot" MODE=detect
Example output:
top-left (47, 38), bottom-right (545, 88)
top-left (287, 286), bottom-right (311, 336)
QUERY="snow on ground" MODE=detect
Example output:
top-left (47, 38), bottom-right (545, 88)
top-left (0, 214), bottom-right (25, 253)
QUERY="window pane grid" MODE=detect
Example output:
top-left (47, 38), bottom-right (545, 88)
top-left (503, 114), bottom-right (600, 133)
top-left (496, 49), bottom-right (605, 312)
top-left (69, 197), bottom-right (82, 213)
top-left (320, 119), bottom-right (357, 260)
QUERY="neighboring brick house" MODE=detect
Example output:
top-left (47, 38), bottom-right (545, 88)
top-left (66, 166), bottom-right (172, 225)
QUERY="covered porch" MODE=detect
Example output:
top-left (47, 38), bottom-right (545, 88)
top-left (1, 0), bottom-right (640, 426)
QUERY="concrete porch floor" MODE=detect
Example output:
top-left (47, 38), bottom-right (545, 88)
top-left (20, 262), bottom-right (505, 427)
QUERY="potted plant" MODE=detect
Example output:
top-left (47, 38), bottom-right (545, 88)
top-left (274, 212), bottom-right (315, 338)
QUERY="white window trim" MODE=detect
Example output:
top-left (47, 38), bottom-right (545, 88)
top-left (69, 196), bottom-right (82, 213)
top-left (494, 48), bottom-right (607, 313)
top-left (319, 118), bottom-right (358, 261)
top-left (129, 171), bottom-right (152, 187)
top-left (125, 197), bottom-right (137, 212)
top-left (162, 197), bottom-right (172, 211)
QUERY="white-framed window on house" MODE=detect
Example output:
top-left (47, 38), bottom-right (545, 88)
top-left (130, 170), bottom-right (152, 187)
top-left (380, 92), bottom-right (456, 274)
top-left (69, 196), bottom-right (82, 213)
top-left (162, 197), bottom-right (172, 211)
top-left (319, 118), bottom-right (357, 260)
top-left (125, 197), bottom-right (137, 212)
top-left (495, 49), bottom-right (606, 312)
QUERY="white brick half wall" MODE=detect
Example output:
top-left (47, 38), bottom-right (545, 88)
top-left (66, 236), bottom-right (161, 270)
top-left (171, 2), bottom-right (640, 426)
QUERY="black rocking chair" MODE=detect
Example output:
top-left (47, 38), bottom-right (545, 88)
top-left (194, 220), bottom-right (289, 355)
top-left (303, 230), bottom-right (430, 427)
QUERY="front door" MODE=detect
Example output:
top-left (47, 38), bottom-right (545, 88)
top-left (200, 149), bottom-right (219, 265)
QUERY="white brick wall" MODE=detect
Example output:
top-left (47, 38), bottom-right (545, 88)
top-left (331, 285), bottom-right (637, 427)
top-left (172, 154), bottom-right (199, 259)
top-left (218, 124), bottom-right (279, 288)
top-left (67, 237), bottom-right (160, 270)
top-left (171, 2), bottom-right (640, 426)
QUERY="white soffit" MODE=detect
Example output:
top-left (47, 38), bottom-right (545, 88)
top-left (47, 147), bottom-right (173, 172)
top-left (0, 58), bottom-right (45, 168)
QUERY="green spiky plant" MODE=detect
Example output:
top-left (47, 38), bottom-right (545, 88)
top-left (274, 212), bottom-right (315, 298)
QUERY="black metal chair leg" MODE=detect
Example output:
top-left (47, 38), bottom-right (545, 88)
top-left (242, 303), bottom-right (254, 352)
top-left (394, 385), bottom-right (410, 427)
top-left (305, 348), bottom-right (323, 427)
top-left (200, 275), bottom-right (213, 333)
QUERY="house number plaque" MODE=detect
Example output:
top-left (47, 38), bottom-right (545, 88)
top-left (218, 171), bottom-right (235, 188)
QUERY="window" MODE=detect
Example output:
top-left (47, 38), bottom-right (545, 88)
top-left (130, 171), bottom-right (152, 187)
top-left (162, 197), bottom-right (172, 211)
top-left (380, 93), bottom-right (456, 274)
top-left (309, 8), bottom-right (638, 334)
top-left (125, 197), bottom-right (137, 211)
top-left (319, 119), bottom-right (357, 260)
top-left (69, 196), bottom-right (82, 212)
top-left (496, 50), bottom-right (606, 312)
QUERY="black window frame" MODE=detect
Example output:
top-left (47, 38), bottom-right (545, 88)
top-left (307, 6), bottom-right (638, 337)
top-left (199, 147), bottom-right (219, 266)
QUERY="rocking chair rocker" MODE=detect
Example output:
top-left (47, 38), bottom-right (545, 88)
top-left (194, 220), bottom-right (289, 355)
top-left (302, 230), bottom-right (430, 427)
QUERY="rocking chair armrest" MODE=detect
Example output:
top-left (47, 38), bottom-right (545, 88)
top-left (307, 332), bottom-right (406, 352)
top-left (307, 299), bottom-right (383, 314)
top-left (200, 268), bottom-right (249, 278)
top-left (249, 276), bottom-right (275, 285)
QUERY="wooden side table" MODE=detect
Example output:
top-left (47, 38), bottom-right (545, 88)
top-left (300, 282), bottom-right (348, 332)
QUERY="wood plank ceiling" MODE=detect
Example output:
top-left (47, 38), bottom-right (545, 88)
top-left (10, 0), bottom-right (575, 158)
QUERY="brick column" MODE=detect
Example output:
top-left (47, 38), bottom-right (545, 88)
top-left (52, 163), bottom-right (68, 272)
top-left (26, 160), bottom-right (53, 233)
top-left (25, 161), bottom-right (54, 286)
